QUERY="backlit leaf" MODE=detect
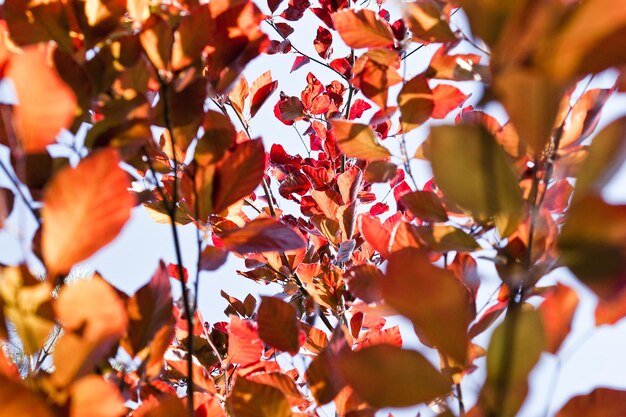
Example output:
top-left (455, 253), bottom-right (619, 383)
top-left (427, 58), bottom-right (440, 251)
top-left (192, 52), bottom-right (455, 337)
top-left (430, 124), bottom-right (524, 237)
top-left (212, 139), bottom-right (266, 214)
top-left (400, 190), bottom-right (448, 223)
top-left (403, 1), bottom-right (456, 44)
top-left (539, 283), bottom-right (578, 354)
top-left (70, 375), bottom-right (126, 417)
top-left (331, 120), bottom-right (391, 161)
top-left (228, 315), bottom-right (263, 366)
top-left (7, 45), bottom-right (77, 153)
top-left (250, 71), bottom-right (278, 118)
top-left (219, 218), bottom-right (306, 254)
top-left (332, 9), bottom-right (394, 49)
top-left (227, 377), bottom-right (291, 417)
top-left (556, 388), bottom-right (626, 417)
top-left (122, 261), bottom-right (175, 379)
top-left (42, 149), bottom-right (133, 276)
top-left (398, 74), bottom-right (434, 132)
top-left (338, 345), bottom-right (450, 408)
top-left (477, 307), bottom-right (545, 417)
top-left (258, 296), bottom-right (302, 355)
top-left (0, 376), bottom-right (55, 417)
top-left (384, 248), bottom-right (472, 363)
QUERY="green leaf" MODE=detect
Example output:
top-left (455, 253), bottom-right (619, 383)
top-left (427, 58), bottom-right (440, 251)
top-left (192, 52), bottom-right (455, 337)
top-left (477, 307), bottom-right (545, 417)
top-left (337, 345), bottom-right (451, 408)
top-left (558, 196), bottom-right (626, 298)
top-left (401, 190), bottom-right (448, 223)
top-left (430, 124), bottom-right (524, 237)
top-left (573, 116), bottom-right (626, 201)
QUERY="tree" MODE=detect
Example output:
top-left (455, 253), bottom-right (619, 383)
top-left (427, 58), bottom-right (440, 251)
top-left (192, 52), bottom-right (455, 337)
top-left (1, 0), bottom-right (626, 416)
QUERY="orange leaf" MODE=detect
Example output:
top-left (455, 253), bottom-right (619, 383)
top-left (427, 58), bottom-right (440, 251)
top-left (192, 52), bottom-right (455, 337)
top-left (383, 248), bottom-right (472, 363)
top-left (228, 315), bottom-right (263, 366)
top-left (359, 214), bottom-right (391, 258)
top-left (331, 120), bottom-right (390, 161)
top-left (555, 388), bottom-right (626, 417)
top-left (227, 377), bottom-right (291, 417)
top-left (70, 375), bottom-right (126, 417)
top-left (351, 49), bottom-right (402, 108)
top-left (219, 218), bottom-right (306, 254)
top-left (539, 283), bottom-right (578, 354)
top-left (53, 275), bottom-right (128, 386)
top-left (258, 296), bottom-right (302, 355)
top-left (431, 84), bottom-right (468, 119)
top-left (332, 9), bottom-right (394, 49)
top-left (306, 331), bottom-right (349, 405)
top-left (337, 345), bottom-right (450, 408)
top-left (212, 139), bottom-right (266, 214)
top-left (42, 149), bottom-right (133, 276)
top-left (344, 264), bottom-right (384, 304)
top-left (247, 372), bottom-right (308, 407)
top-left (0, 375), bottom-right (55, 417)
top-left (7, 45), bottom-right (77, 153)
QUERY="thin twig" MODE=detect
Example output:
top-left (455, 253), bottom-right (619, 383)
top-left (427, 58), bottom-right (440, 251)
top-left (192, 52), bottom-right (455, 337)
top-left (155, 75), bottom-right (196, 415)
top-left (265, 20), bottom-right (349, 82)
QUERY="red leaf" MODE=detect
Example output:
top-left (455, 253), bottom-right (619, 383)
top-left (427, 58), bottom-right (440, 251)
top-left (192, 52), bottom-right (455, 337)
top-left (167, 263), bottom-right (188, 283)
top-left (313, 26), bottom-right (333, 59)
top-left (228, 316), bottom-right (263, 366)
top-left (258, 297), bottom-right (302, 355)
top-left (280, 0), bottom-right (310, 21)
top-left (213, 139), bottom-right (266, 213)
top-left (250, 71), bottom-right (278, 117)
top-left (348, 99), bottom-right (372, 120)
top-left (219, 218), bottom-right (306, 254)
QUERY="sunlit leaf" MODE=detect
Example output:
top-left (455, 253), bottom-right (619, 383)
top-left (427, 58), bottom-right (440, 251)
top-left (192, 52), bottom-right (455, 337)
top-left (384, 248), bottom-right (473, 363)
top-left (430, 124), bottom-right (524, 237)
top-left (42, 149), bottom-right (133, 276)
top-left (213, 139), bottom-right (266, 214)
top-left (70, 375), bottom-right (126, 417)
top-left (227, 377), bottom-right (291, 417)
top-left (250, 71), bottom-right (278, 118)
top-left (0, 376), bottom-right (55, 417)
top-left (555, 387), bottom-right (626, 417)
top-left (398, 74), bottom-right (433, 132)
top-left (401, 190), bottom-right (448, 223)
top-left (539, 283), bottom-right (578, 354)
top-left (53, 275), bottom-right (128, 386)
top-left (219, 218), bottom-right (306, 254)
top-left (332, 9), bottom-right (394, 49)
top-left (431, 84), bottom-right (467, 119)
top-left (403, 1), bottom-right (456, 44)
top-left (572, 116), bottom-right (626, 201)
top-left (338, 345), bottom-right (450, 408)
top-left (7, 45), bottom-right (77, 153)
top-left (258, 296), bottom-right (302, 355)
top-left (558, 196), bottom-right (626, 297)
top-left (122, 261), bottom-right (175, 379)
top-left (331, 120), bottom-right (391, 161)
top-left (228, 315), bottom-right (263, 366)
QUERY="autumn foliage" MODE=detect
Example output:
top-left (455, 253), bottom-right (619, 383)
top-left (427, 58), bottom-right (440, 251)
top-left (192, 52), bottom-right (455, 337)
top-left (2, 0), bottom-right (626, 416)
